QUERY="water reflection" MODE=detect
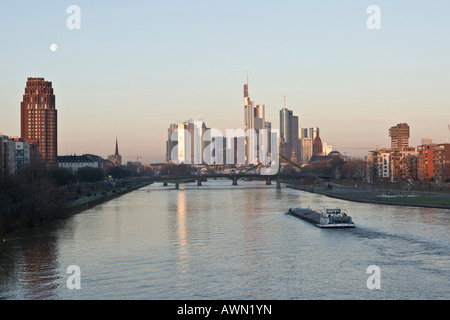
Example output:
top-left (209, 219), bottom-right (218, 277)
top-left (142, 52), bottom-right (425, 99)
top-left (174, 191), bottom-right (191, 292)
top-left (0, 224), bottom-right (61, 299)
top-left (20, 238), bottom-right (59, 299)
top-left (1, 180), bottom-right (449, 300)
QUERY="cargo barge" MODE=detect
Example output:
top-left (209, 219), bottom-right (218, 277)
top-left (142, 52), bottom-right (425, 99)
top-left (288, 207), bottom-right (355, 228)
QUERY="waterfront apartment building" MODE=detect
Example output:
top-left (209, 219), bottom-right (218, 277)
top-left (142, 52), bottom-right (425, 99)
top-left (366, 148), bottom-right (392, 182)
top-left (433, 143), bottom-right (450, 184)
top-left (1, 135), bottom-right (31, 176)
top-left (57, 155), bottom-right (99, 172)
top-left (390, 147), bottom-right (416, 182)
top-left (366, 147), bottom-right (416, 183)
top-left (389, 123), bottom-right (410, 149)
top-left (417, 143), bottom-right (450, 183)
top-left (9, 137), bottom-right (31, 173)
top-left (1, 136), bottom-right (16, 176)
top-left (417, 144), bottom-right (438, 181)
top-left (20, 77), bottom-right (57, 165)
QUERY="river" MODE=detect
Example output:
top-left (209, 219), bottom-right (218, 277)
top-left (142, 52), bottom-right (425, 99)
top-left (0, 179), bottom-right (449, 299)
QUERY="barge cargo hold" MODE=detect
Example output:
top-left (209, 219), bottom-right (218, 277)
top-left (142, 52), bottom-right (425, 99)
top-left (288, 207), bottom-right (355, 228)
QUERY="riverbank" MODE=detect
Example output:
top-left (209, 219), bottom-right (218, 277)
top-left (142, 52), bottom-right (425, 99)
top-left (287, 183), bottom-right (450, 209)
top-left (64, 181), bottom-right (153, 215)
top-left (0, 180), bottom-right (152, 237)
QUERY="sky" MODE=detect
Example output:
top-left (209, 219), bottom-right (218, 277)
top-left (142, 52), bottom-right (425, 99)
top-left (1, 0), bottom-right (449, 163)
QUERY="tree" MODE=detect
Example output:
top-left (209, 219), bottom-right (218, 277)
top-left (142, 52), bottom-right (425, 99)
top-left (341, 158), bottom-right (366, 181)
top-left (107, 166), bottom-right (131, 179)
top-left (76, 167), bottom-right (104, 183)
top-left (50, 167), bottom-right (74, 186)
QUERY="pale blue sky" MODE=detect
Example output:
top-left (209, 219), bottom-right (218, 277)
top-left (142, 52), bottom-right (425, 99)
top-left (1, 1), bottom-right (450, 163)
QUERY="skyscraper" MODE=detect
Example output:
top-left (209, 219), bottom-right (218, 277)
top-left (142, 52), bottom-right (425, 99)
top-left (299, 126), bottom-right (319, 163)
top-left (244, 75), bottom-right (256, 164)
top-left (166, 120), bottom-right (209, 164)
top-left (389, 123), bottom-right (410, 149)
top-left (279, 97), bottom-right (299, 162)
top-left (20, 77), bottom-right (57, 165)
top-left (243, 75), bottom-right (267, 164)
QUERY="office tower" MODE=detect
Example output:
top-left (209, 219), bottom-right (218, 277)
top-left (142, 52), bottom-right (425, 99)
top-left (299, 126), bottom-right (319, 163)
top-left (322, 142), bottom-right (333, 155)
top-left (166, 123), bottom-right (178, 162)
top-left (166, 120), bottom-right (209, 164)
top-left (192, 121), bottom-right (208, 165)
top-left (389, 123), bottom-right (410, 149)
top-left (279, 98), bottom-right (291, 144)
top-left (244, 76), bottom-right (256, 164)
top-left (212, 136), bottom-right (226, 164)
top-left (20, 77), bottom-right (57, 165)
top-left (265, 121), bottom-right (272, 156)
top-left (300, 137), bottom-right (312, 164)
top-left (279, 98), bottom-right (299, 161)
top-left (243, 76), bottom-right (267, 164)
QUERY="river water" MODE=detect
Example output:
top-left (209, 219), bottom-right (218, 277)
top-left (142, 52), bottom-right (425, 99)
top-left (0, 180), bottom-right (449, 300)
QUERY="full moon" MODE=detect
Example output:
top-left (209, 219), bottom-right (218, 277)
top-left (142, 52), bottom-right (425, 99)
top-left (50, 44), bottom-right (58, 52)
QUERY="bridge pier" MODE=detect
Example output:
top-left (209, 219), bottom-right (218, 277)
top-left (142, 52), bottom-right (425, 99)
top-left (232, 177), bottom-right (238, 186)
top-left (266, 177), bottom-right (272, 185)
top-left (197, 179), bottom-right (202, 186)
top-left (175, 182), bottom-right (179, 189)
top-left (163, 182), bottom-right (168, 186)
top-left (276, 177), bottom-right (281, 188)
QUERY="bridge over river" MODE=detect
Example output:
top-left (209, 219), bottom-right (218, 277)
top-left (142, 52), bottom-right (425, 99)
top-left (129, 154), bottom-right (332, 189)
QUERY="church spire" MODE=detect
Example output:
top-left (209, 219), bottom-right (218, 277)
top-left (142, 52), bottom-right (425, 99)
top-left (113, 136), bottom-right (121, 167)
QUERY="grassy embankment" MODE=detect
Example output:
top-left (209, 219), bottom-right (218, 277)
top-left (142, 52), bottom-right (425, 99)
top-left (286, 181), bottom-right (450, 209)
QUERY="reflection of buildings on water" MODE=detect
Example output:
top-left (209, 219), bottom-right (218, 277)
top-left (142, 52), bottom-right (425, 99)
top-left (19, 236), bottom-right (59, 299)
top-left (174, 192), bottom-right (191, 281)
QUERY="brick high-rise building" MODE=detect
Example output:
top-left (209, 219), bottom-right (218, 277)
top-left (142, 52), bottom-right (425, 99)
top-left (20, 77), bottom-right (57, 165)
top-left (389, 123), bottom-right (410, 149)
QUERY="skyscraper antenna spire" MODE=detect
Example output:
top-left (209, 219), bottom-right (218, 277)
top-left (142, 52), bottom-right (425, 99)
top-left (246, 71), bottom-right (249, 85)
top-left (284, 95), bottom-right (286, 109)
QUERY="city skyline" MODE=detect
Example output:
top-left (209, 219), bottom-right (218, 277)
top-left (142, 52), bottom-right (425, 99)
top-left (1, 1), bottom-right (450, 163)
